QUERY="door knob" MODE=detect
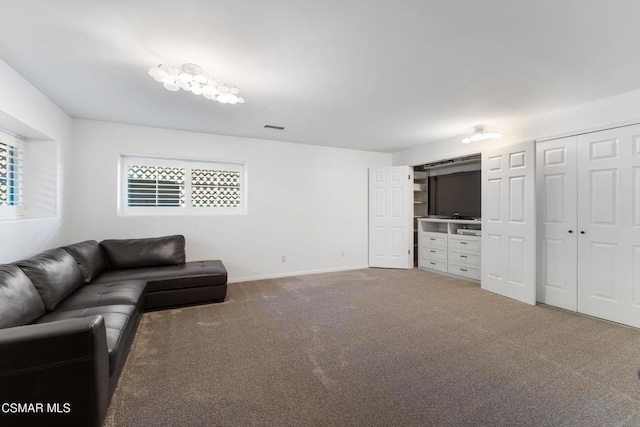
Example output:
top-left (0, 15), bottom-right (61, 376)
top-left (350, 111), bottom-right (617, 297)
top-left (580, 231), bottom-right (585, 234)
top-left (568, 230), bottom-right (573, 233)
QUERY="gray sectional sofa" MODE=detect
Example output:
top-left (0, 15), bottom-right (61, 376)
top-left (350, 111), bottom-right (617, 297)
top-left (0, 234), bottom-right (227, 427)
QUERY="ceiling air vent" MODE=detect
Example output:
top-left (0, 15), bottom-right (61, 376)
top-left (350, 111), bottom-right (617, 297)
top-left (264, 125), bottom-right (285, 130)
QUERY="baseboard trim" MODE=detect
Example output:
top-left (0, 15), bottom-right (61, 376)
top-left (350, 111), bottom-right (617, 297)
top-left (227, 265), bottom-right (369, 283)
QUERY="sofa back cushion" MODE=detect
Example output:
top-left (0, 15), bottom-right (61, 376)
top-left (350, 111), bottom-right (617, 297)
top-left (62, 240), bottom-right (107, 283)
top-left (16, 248), bottom-right (85, 312)
top-left (100, 235), bottom-right (186, 270)
top-left (0, 265), bottom-right (45, 328)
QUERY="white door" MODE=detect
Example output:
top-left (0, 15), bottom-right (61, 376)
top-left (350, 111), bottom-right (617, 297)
top-left (482, 141), bottom-right (536, 304)
top-left (369, 166), bottom-right (413, 269)
top-left (576, 125), bottom-right (640, 328)
top-left (536, 137), bottom-right (578, 310)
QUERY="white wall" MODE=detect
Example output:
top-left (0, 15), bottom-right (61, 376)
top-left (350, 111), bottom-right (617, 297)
top-left (0, 59), bottom-right (73, 263)
top-left (393, 89), bottom-right (640, 166)
top-left (70, 120), bottom-right (390, 281)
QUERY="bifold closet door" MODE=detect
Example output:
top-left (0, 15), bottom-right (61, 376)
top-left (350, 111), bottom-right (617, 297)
top-left (576, 125), bottom-right (640, 328)
top-left (536, 137), bottom-right (578, 311)
top-left (482, 141), bottom-right (536, 305)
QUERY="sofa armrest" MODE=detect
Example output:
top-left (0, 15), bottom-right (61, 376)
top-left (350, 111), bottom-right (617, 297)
top-left (0, 316), bottom-right (109, 427)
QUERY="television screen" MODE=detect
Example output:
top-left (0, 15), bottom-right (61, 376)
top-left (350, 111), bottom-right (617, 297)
top-left (428, 170), bottom-right (481, 218)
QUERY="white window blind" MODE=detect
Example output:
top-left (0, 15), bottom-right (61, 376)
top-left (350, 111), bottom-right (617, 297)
top-left (122, 156), bottom-right (246, 215)
top-left (127, 164), bottom-right (185, 207)
top-left (0, 131), bottom-right (24, 217)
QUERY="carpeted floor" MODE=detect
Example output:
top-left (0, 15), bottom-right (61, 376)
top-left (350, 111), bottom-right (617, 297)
top-left (104, 268), bottom-right (640, 426)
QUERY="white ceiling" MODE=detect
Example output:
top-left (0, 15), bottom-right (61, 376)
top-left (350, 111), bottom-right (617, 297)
top-left (1, 0), bottom-right (640, 152)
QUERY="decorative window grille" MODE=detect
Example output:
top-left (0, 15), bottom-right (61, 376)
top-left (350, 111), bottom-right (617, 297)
top-left (191, 168), bottom-right (241, 208)
top-left (0, 131), bottom-right (24, 217)
top-left (122, 156), bottom-right (245, 215)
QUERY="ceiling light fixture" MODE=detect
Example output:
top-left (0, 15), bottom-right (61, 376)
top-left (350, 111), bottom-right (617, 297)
top-left (148, 63), bottom-right (244, 105)
top-left (462, 125), bottom-right (502, 143)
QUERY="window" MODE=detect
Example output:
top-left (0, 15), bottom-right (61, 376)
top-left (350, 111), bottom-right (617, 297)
top-left (0, 131), bottom-right (24, 218)
top-left (121, 156), bottom-right (246, 215)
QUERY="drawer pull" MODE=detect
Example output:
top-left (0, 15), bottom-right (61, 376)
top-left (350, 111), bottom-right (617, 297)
top-left (430, 250), bottom-right (436, 253)
top-left (460, 268), bottom-right (467, 272)
top-left (460, 242), bottom-right (467, 245)
top-left (430, 238), bottom-right (436, 241)
top-left (430, 262), bottom-right (436, 265)
top-left (460, 255), bottom-right (467, 258)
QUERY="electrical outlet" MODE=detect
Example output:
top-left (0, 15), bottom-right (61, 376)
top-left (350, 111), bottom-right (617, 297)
top-left (281, 255), bottom-right (286, 262)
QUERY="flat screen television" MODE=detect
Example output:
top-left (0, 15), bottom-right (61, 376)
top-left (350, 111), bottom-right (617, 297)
top-left (428, 170), bottom-right (481, 219)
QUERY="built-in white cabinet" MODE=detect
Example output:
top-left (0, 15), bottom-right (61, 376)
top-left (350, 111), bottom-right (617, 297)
top-left (419, 231), bottom-right (448, 273)
top-left (418, 218), bottom-right (481, 280)
top-left (448, 235), bottom-right (481, 280)
top-left (537, 123), bottom-right (640, 328)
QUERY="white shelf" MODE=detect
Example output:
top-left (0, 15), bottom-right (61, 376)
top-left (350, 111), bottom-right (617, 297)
top-left (418, 218), bottom-right (480, 225)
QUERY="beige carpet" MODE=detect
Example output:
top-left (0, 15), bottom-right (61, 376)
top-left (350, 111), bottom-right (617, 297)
top-left (104, 268), bottom-right (640, 426)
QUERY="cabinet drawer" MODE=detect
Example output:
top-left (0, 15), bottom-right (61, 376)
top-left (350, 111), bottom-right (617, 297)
top-left (448, 236), bottom-right (480, 252)
top-left (420, 247), bottom-right (447, 262)
top-left (448, 250), bottom-right (480, 267)
top-left (448, 264), bottom-right (480, 280)
top-left (420, 259), bottom-right (447, 273)
top-left (421, 233), bottom-right (447, 249)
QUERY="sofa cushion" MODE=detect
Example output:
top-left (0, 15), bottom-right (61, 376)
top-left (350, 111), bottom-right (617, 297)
top-left (16, 248), bottom-right (85, 312)
top-left (62, 240), bottom-right (107, 283)
top-left (91, 260), bottom-right (227, 292)
top-left (35, 304), bottom-right (139, 376)
top-left (0, 265), bottom-right (45, 329)
top-left (100, 235), bottom-right (186, 270)
top-left (55, 280), bottom-right (147, 312)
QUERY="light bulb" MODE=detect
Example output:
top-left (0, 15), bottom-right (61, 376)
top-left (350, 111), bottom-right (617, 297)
top-left (203, 92), bottom-right (217, 100)
top-left (193, 74), bottom-right (207, 83)
top-left (202, 85), bottom-right (218, 96)
top-left (462, 137), bottom-right (471, 144)
top-left (227, 94), bottom-right (238, 104)
top-left (218, 85), bottom-right (230, 94)
top-left (148, 66), bottom-right (167, 80)
top-left (237, 97), bottom-right (245, 104)
top-left (163, 81), bottom-right (179, 92)
top-left (179, 73), bottom-right (194, 83)
top-left (191, 85), bottom-right (204, 95)
top-left (230, 86), bottom-right (240, 94)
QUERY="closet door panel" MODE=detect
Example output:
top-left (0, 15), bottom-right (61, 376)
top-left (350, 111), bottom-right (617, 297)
top-left (369, 166), bottom-right (413, 269)
top-left (577, 124), bottom-right (640, 328)
top-left (633, 246), bottom-right (640, 306)
top-left (536, 137), bottom-right (577, 310)
top-left (482, 141), bottom-right (536, 305)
